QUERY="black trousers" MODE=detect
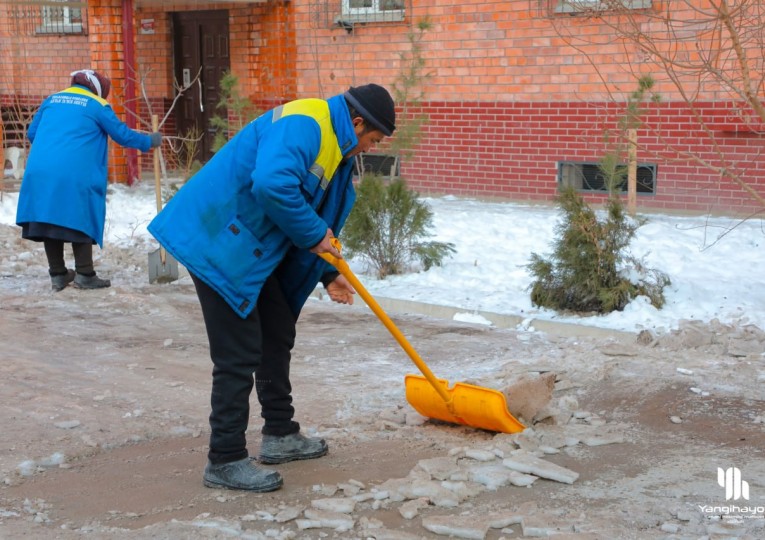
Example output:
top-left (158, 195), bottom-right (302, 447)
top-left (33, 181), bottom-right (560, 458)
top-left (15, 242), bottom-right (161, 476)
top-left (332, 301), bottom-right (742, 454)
top-left (43, 239), bottom-right (95, 275)
top-left (192, 273), bottom-right (299, 464)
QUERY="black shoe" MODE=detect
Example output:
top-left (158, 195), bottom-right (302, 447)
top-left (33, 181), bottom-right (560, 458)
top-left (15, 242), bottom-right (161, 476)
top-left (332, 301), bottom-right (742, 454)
top-left (203, 458), bottom-right (283, 492)
top-left (51, 269), bottom-right (76, 292)
top-left (258, 432), bottom-right (329, 464)
top-left (73, 273), bottom-right (111, 289)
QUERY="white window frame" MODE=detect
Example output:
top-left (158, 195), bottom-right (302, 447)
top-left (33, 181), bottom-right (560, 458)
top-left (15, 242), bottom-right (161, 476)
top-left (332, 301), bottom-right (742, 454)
top-left (556, 0), bottom-right (651, 14)
top-left (340, 0), bottom-right (405, 24)
top-left (38, 0), bottom-right (84, 34)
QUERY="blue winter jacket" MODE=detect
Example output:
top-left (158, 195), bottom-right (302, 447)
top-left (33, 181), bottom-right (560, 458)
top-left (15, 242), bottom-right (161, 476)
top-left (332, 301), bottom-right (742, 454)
top-left (148, 94), bottom-right (358, 318)
top-left (16, 85), bottom-right (153, 246)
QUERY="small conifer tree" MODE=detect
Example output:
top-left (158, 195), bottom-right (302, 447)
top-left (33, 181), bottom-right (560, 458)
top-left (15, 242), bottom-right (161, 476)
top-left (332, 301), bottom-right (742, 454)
top-left (528, 77), bottom-right (670, 314)
top-left (528, 186), bottom-right (669, 313)
top-left (209, 71), bottom-right (260, 152)
top-left (342, 18), bottom-right (454, 277)
top-left (342, 174), bottom-right (455, 278)
top-left (387, 17), bottom-right (432, 167)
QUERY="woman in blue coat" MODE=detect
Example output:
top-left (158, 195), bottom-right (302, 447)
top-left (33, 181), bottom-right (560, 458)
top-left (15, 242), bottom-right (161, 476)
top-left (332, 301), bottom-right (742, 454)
top-left (16, 69), bottom-right (162, 291)
top-left (149, 83), bottom-right (396, 492)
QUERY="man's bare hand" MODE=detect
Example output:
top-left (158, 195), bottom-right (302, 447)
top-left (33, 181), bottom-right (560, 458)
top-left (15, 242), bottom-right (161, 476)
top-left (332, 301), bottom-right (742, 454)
top-left (309, 228), bottom-right (342, 259)
top-left (326, 275), bottom-right (355, 305)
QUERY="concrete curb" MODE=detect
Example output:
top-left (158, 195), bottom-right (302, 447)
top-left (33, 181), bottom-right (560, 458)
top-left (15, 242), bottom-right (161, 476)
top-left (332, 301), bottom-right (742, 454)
top-left (311, 289), bottom-right (636, 343)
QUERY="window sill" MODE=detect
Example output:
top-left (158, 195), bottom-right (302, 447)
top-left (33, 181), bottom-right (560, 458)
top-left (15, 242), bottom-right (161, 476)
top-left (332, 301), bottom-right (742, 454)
top-left (555, 0), bottom-right (651, 14)
top-left (35, 24), bottom-right (84, 35)
top-left (336, 11), bottom-right (405, 24)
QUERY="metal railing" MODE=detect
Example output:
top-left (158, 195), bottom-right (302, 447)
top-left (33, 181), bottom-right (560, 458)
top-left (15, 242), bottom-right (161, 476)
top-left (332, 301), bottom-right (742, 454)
top-left (5, 0), bottom-right (87, 35)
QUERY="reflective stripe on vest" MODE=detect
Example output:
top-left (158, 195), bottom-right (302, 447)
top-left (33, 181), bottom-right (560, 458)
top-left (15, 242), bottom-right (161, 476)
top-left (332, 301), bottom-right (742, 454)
top-left (60, 86), bottom-right (109, 106)
top-left (271, 99), bottom-right (342, 191)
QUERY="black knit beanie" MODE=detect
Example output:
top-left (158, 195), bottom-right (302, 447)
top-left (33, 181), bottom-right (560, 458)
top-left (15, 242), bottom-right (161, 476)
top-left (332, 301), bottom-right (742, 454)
top-left (344, 84), bottom-right (396, 136)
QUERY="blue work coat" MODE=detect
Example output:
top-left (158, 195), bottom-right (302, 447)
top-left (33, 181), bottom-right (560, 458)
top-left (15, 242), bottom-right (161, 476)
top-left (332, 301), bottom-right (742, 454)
top-left (16, 85), bottom-right (153, 246)
top-left (148, 94), bottom-right (358, 318)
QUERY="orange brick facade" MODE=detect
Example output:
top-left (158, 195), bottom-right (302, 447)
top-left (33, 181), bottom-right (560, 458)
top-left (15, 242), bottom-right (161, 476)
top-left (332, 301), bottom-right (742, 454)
top-left (2, 0), bottom-right (764, 215)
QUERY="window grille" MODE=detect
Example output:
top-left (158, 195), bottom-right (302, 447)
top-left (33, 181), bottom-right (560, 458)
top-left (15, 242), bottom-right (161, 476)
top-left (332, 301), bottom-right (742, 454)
top-left (354, 153), bottom-right (400, 178)
top-left (37, 0), bottom-right (85, 35)
top-left (558, 162), bottom-right (656, 194)
top-left (339, 0), bottom-right (405, 24)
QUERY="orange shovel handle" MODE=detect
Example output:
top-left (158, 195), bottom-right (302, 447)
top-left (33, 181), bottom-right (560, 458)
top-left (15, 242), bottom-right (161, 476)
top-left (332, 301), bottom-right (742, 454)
top-left (318, 241), bottom-right (455, 411)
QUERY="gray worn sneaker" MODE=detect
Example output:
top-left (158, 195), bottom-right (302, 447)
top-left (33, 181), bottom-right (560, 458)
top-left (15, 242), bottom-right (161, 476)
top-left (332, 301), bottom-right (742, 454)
top-left (258, 433), bottom-right (329, 464)
top-left (203, 457), bottom-right (283, 492)
top-left (73, 273), bottom-right (111, 289)
top-left (51, 269), bottom-right (75, 292)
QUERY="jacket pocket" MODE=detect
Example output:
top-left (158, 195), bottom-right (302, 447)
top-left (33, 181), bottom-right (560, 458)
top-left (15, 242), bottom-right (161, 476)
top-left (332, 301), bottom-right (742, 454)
top-left (300, 168), bottom-right (325, 209)
top-left (204, 217), bottom-right (266, 289)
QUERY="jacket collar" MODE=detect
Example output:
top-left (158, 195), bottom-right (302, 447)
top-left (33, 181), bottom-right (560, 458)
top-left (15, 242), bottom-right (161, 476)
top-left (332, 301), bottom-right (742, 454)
top-left (327, 94), bottom-right (358, 158)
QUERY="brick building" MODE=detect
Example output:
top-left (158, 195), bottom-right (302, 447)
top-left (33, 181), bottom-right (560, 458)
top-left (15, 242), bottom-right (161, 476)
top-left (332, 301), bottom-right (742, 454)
top-left (1, 0), bottom-right (764, 215)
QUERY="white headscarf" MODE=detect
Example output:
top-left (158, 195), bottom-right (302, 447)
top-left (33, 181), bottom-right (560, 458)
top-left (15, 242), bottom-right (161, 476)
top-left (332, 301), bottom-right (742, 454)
top-left (70, 69), bottom-right (103, 97)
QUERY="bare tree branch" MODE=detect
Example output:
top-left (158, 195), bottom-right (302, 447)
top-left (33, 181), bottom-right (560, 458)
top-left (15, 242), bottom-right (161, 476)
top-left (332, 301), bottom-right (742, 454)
top-left (549, 0), bottom-right (765, 210)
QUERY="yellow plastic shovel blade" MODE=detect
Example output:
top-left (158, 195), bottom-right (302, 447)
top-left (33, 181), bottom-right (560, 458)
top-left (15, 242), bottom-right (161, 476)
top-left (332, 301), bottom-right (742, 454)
top-left (319, 238), bottom-right (525, 434)
top-left (405, 374), bottom-right (525, 434)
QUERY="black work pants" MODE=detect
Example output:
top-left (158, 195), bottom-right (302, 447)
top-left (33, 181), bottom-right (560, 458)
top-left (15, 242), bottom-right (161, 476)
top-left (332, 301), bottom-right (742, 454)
top-left (43, 239), bottom-right (95, 275)
top-left (192, 273), bottom-right (299, 464)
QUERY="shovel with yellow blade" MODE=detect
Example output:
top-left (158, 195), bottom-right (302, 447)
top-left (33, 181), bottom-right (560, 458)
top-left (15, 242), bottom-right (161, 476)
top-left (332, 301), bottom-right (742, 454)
top-left (319, 239), bottom-right (525, 434)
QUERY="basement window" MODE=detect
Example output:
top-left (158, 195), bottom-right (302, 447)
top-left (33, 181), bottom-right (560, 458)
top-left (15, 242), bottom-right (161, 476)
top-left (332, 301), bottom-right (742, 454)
top-left (555, 0), bottom-right (652, 14)
top-left (558, 162), bottom-right (656, 194)
top-left (353, 153), bottom-right (400, 178)
top-left (37, 0), bottom-right (84, 35)
top-left (340, 0), bottom-right (405, 24)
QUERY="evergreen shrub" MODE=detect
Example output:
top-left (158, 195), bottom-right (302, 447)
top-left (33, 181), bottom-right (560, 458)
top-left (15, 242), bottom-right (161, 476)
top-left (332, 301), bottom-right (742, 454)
top-left (528, 187), bottom-right (670, 313)
top-left (342, 174), bottom-right (455, 278)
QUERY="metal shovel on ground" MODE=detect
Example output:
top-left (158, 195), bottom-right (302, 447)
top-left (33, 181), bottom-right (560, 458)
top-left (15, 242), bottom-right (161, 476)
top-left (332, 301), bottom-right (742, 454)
top-left (319, 239), bottom-right (525, 434)
top-left (148, 114), bottom-right (179, 284)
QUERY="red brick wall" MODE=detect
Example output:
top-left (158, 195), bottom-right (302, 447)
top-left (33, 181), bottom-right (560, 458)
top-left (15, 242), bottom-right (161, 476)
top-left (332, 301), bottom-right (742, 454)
top-left (133, 2), bottom-right (297, 173)
top-left (288, 0), bottom-right (765, 214)
top-left (0, 1), bottom-right (146, 182)
top-left (132, 7), bottom-right (173, 149)
top-left (4, 0), bottom-right (763, 214)
top-left (88, 0), bottom-right (138, 183)
top-left (134, 9), bottom-right (172, 110)
top-left (134, 2), bottom-right (297, 119)
top-left (401, 100), bottom-right (765, 214)
top-left (0, 3), bottom-right (90, 99)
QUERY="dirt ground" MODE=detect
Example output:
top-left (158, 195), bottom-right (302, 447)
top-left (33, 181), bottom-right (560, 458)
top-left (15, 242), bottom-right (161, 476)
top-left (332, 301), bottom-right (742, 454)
top-left (0, 223), bottom-right (764, 539)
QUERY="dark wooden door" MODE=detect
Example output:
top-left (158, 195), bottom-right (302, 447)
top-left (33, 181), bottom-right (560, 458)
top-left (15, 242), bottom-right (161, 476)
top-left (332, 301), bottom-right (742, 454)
top-left (172, 10), bottom-right (230, 162)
